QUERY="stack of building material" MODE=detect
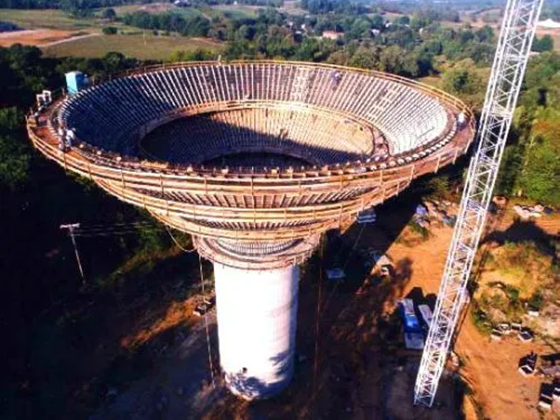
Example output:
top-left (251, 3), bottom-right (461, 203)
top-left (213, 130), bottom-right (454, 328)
top-left (518, 352), bottom-right (538, 376)
top-left (357, 207), bottom-right (377, 224)
top-left (326, 268), bottom-right (346, 282)
top-left (539, 386), bottom-right (554, 410)
top-left (518, 327), bottom-right (535, 342)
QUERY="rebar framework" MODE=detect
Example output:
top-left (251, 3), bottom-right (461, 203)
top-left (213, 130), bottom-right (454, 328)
top-left (413, 0), bottom-right (544, 407)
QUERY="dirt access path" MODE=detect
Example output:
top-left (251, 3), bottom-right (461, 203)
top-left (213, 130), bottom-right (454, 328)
top-left (43, 32), bottom-right (99, 47)
top-left (0, 29), bottom-right (97, 47)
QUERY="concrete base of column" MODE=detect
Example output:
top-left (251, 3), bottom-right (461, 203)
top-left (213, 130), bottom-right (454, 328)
top-left (213, 263), bottom-right (300, 400)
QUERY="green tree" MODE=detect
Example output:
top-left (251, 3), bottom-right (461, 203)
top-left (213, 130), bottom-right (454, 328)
top-left (475, 26), bottom-right (494, 43)
top-left (410, 12), bottom-right (431, 31)
top-left (0, 108), bottom-right (30, 190)
top-left (348, 18), bottom-right (372, 39)
top-left (169, 49), bottom-right (215, 63)
top-left (395, 15), bottom-right (410, 26)
top-left (379, 45), bottom-right (404, 74)
top-left (101, 7), bottom-right (116, 21)
top-left (498, 52), bottom-right (560, 204)
top-left (517, 109), bottom-right (560, 204)
top-left (441, 60), bottom-right (483, 95)
top-left (371, 14), bottom-right (385, 30)
top-left (327, 50), bottom-right (350, 66)
top-left (532, 35), bottom-right (554, 52)
top-left (60, 0), bottom-right (93, 18)
top-left (349, 46), bottom-right (378, 69)
top-left (102, 26), bottom-right (118, 35)
top-left (236, 24), bottom-right (255, 41)
top-left (441, 59), bottom-right (485, 107)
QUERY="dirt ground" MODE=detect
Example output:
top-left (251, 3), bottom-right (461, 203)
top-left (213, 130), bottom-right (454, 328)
top-left (374, 203), bottom-right (560, 420)
top-left (93, 198), bottom-right (558, 419)
top-left (0, 29), bottom-right (93, 47)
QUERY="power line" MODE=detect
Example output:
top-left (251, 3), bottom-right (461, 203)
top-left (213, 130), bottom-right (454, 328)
top-left (321, 223), bottom-right (366, 316)
top-left (165, 225), bottom-right (196, 253)
top-left (73, 221), bottom-right (156, 229)
top-left (313, 235), bottom-right (324, 403)
top-left (198, 254), bottom-right (216, 389)
top-left (70, 221), bottom-right (164, 237)
top-left (72, 228), bottom-right (162, 238)
top-left (60, 223), bottom-right (86, 286)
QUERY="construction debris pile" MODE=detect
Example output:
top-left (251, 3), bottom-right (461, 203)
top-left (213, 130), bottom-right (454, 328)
top-left (519, 352), bottom-right (560, 412)
top-left (490, 321), bottom-right (534, 343)
top-left (413, 200), bottom-right (458, 230)
top-left (513, 203), bottom-right (554, 220)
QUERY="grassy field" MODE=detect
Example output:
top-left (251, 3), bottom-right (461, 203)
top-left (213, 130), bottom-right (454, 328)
top-left (0, 8), bottom-right (99, 31)
top-left (418, 75), bottom-right (440, 87)
top-left (378, 11), bottom-right (406, 21)
top-left (279, 0), bottom-right (306, 15)
top-left (0, 7), bottom-right (140, 32)
top-left (449, 14), bottom-right (560, 53)
top-left (212, 4), bottom-right (262, 19)
top-left (0, 7), bottom-right (222, 60)
top-left (42, 33), bottom-right (222, 60)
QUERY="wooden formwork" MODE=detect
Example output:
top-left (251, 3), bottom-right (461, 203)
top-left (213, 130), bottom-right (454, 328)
top-left (27, 61), bottom-right (476, 246)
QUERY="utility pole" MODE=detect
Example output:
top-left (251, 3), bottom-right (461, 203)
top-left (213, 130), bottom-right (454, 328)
top-left (60, 223), bottom-right (86, 286)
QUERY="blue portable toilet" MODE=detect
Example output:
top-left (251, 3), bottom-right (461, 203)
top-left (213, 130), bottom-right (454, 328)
top-left (415, 204), bottom-right (428, 217)
top-left (399, 299), bottom-right (422, 332)
top-left (65, 71), bottom-right (88, 95)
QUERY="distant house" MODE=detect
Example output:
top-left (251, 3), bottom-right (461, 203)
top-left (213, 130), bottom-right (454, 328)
top-left (538, 18), bottom-right (560, 29)
top-left (322, 30), bottom-right (342, 40)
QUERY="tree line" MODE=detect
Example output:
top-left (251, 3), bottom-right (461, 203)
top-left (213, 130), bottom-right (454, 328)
top-left (0, 0), bottom-right (139, 10)
top-left (122, 10), bottom-right (211, 37)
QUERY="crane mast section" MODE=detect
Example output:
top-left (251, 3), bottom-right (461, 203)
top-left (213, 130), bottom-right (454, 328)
top-left (413, 0), bottom-right (544, 407)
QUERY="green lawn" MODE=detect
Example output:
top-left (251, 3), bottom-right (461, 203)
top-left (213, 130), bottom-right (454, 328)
top-left (111, 4), bottom-right (149, 15)
top-left (212, 4), bottom-right (262, 19)
top-left (0, 8), bottom-right (140, 32)
top-left (279, 0), bottom-right (306, 15)
top-left (42, 33), bottom-right (222, 60)
top-left (379, 12), bottom-right (407, 21)
top-left (418, 76), bottom-right (441, 87)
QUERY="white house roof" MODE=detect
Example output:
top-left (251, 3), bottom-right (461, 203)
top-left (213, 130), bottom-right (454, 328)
top-left (537, 18), bottom-right (560, 29)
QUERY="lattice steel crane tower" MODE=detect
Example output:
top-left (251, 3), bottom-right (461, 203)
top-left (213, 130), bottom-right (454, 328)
top-left (414, 0), bottom-right (544, 407)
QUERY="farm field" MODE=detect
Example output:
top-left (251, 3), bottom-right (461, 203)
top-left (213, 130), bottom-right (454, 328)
top-left (0, 8), bottom-right (99, 31)
top-left (43, 33), bottom-right (222, 60)
top-left (212, 4), bottom-right (262, 19)
top-left (112, 3), bottom-right (178, 15)
top-left (448, 12), bottom-right (560, 53)
top-left (279, 0), bottom-right (306, 15)
top-left (0, 29), bottom-right (93, 47)
top-left (0, 6), bottom-right (224, 59)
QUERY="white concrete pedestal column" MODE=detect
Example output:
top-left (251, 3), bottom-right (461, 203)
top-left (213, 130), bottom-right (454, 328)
top-left (213, 263), bottom-right (300, 400)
